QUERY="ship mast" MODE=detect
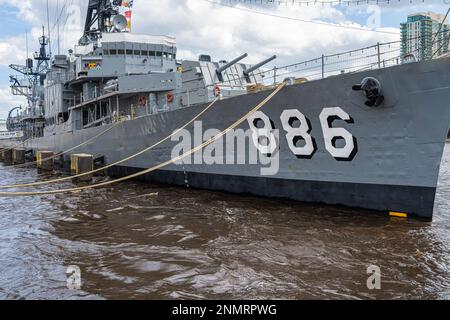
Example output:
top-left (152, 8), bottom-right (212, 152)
top-left (79, 0), bottom-right (129, 45)
top-left (9, 26), bottom-right (50, 116)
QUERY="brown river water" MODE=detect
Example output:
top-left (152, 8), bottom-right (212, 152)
top-left (0, 146), bottom-right (449, 300)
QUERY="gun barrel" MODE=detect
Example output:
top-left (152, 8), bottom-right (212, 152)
top-left (244, 55), bottom-right (277, 76)
top-left (216, 53), bottom-right (248, 74)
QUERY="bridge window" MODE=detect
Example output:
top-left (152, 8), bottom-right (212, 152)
top-left (141, 50), bottom-right (148, 56)
top-left (117, 49), bottom-right (125, 55)
top-left (149, 51), bottom-right (156, 56)
top-left (103, 49), bottom-right (109, 55)
top-left (110, 49), bottom-right (117, 55)
top-left (134, 50), bottom-right (140, 55)
top-left (126, 49), bottom-right (133, 55)
top-left (156, 51), bottom-right (162, 57)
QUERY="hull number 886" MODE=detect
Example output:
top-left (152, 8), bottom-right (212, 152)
top-left (247, 107), bottom-right (358, 161)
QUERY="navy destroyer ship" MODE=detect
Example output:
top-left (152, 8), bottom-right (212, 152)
top-left (1, 0), bottom-right (450, 220)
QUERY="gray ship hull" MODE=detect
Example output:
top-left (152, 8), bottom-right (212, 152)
top-left (3, 58), bottom-right (450, 219)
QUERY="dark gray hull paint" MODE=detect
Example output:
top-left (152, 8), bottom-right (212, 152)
top-left (109, 166), bottom-right (437, 219)
top-left (3, 58), bottom-right (450, 219)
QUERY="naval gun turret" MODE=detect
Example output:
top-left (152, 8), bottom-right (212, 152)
top-left (216, 53), bottom-right (248, 82)
top-left (243, 55), bottom-right (277, 82)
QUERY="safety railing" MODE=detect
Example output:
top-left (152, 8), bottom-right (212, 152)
top-left (218, 29), bottom-right (450, 87)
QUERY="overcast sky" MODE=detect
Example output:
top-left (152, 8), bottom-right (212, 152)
top-left (0, 0), bottom-right (448, 119)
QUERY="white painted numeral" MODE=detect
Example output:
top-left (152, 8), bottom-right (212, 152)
top-left (247, 111), bottom-right (278, 155)
top-left (280, 109), bottom-right (316, 158)
top-left (247, 108), bottom-right (357, 161)
top-left (319, 107), bottom-right (356, 160)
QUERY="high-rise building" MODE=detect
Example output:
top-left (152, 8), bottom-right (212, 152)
top-left (400, 12), bottom-right (450, 61)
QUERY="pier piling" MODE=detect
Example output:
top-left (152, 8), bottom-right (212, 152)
top-left (12, 148), bottom-right (25, 165)
top-left (2, 149), bottom-right (13, 166)
top-left (71, 154), bottom-right (94, 182)
top-left (37, 151), bottom-right (54, 171)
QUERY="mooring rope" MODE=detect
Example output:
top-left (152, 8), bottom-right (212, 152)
top-left (0, 118), bottom-right (127, 171)
top-left (0, 98), bottom-right (219, 189)
top-left (0, 82), bottom-right (285, 196)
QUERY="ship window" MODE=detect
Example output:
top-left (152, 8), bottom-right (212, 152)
top-left (156, 51), bottom-right (162, 57)
top-left (126, 49), bottom-right (133, 55)
top-left (149, 51), bottom-right (156, 56)
top-left (141, 50), bottom-right (148, 56)
top-left (134, 50), bottom-right (140, 55)
top-left (118, 49), bottom-right (125, 55)
top-left (103, 49), bottom-right (109, 55)
top-left (173, 54), bottom-right (176, 59)
top-left (110, 49), bottom-right (117, 55)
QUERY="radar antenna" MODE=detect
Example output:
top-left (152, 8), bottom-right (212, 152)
top-left (79, 0), bottom-right (131, 45)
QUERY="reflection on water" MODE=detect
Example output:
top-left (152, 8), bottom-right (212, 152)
top-left (0, 146), bottom-right (449, 300)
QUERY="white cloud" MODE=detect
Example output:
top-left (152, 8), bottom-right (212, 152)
top-left (0, 25), bottom-right (51, 68)
top-left (0, 0), bottom-right (403, 67)
top-left (0, 37), bottom-right (27, 67)
top-left (132, 0), bottom-right (399, 66)
top-left (0, 0), bottom-right (35, 23)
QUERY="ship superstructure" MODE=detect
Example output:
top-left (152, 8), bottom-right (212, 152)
top-left (7, 0), bottom-right (272, 139)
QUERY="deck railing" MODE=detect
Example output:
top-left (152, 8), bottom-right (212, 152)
top-left (219, 30), bottom-right (450, 86)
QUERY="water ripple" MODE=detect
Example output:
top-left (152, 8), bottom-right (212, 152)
top-left (0, 146), bottom-right (449, 299)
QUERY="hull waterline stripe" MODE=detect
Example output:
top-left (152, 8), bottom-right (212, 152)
top-left (0, 82), bottom-right (286, 196)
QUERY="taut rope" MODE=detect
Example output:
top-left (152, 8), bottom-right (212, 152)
top-left (0, 82), bottom-right (285, 196)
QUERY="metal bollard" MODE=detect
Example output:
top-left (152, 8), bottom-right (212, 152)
top-left (2, 149), bottom-right (13, 166)
top-left (13, 148), bottom-right (26, 164)
top-left (70, 154), bottom-right (94, 182)
top-left (37, 150), bottom-right (54, 171)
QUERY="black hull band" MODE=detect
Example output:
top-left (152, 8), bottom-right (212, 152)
top-left (108, 166), bottom-right (436, 219)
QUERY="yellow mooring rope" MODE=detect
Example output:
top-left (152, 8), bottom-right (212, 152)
top-left (0, 117), bottom-right (127, 170)
top-left (0, 98), bottom-right (219, 189)
top-left (0, 82), bottom-right (285, 196)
